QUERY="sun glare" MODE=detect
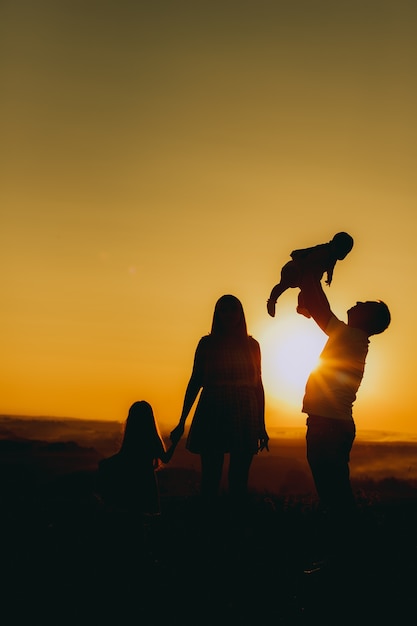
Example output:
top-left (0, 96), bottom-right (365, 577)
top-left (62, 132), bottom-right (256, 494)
top-left (255, 312), bottom-right (327, 410)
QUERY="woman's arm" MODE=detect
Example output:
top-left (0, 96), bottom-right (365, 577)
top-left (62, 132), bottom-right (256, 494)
top-left (251, 338), bottom-right (269, 451)
top-left (170, 339), bottom-right (205, 443)
top-left (257, 380), bottom-right (269, 452)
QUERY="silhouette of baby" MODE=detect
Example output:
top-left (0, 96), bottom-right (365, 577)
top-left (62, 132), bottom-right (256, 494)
top-left (267, 231), bottom-right (354, 318)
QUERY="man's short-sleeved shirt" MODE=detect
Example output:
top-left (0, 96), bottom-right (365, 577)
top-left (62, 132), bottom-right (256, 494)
top-left (302, 314), bottom-right (369, 421)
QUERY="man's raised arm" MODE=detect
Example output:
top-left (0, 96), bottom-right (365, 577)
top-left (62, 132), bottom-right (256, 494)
top-left (299, 270), bottom-right (333, 332)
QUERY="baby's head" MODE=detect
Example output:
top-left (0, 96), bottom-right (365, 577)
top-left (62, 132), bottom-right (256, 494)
top-left (331, 232), bottom-right (354, 259)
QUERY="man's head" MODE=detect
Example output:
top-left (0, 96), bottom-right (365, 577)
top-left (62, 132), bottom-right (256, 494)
top-left (347, 300), bottom-right (391, 336)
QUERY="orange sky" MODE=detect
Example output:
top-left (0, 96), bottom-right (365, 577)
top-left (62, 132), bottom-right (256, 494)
top-left (2, 1), bottom-right (416, 436)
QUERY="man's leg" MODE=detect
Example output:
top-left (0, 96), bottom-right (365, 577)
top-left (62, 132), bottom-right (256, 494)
top-left (306, 415), bottom-right (356, 513)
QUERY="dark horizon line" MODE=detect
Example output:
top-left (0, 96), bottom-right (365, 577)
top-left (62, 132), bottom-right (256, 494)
top-left (2, 413), bottom-right (417, 444)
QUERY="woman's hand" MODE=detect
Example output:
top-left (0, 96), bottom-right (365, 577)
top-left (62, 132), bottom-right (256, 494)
top-left (258, 431), bottom-right (270, 452)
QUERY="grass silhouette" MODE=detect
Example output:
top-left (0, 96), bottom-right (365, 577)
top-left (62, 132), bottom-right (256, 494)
top-left (2, 467), bottom-right (417, 625)
top-left (2, 417), bottom-right (417, 624)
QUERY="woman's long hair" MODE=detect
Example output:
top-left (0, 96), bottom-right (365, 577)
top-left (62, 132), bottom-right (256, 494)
top-left (210, 294), bottom-right (248, 339)
top-left (120, 400), bottom-right (165, 469)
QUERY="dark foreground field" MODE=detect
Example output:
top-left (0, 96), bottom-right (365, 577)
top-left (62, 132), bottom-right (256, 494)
top-left (2, 416), bottom-right (417, 625)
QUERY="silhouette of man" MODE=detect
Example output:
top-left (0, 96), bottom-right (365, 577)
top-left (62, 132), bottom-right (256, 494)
top-left (299, 269), bottom-right (390, 523)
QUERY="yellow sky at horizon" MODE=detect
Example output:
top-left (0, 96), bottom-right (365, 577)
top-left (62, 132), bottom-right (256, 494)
top-left (2, 1), bottom-right (416, 435)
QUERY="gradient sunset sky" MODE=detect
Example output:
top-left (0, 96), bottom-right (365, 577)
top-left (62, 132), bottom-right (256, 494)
top-left (2, 1), bottom-right (416, 436)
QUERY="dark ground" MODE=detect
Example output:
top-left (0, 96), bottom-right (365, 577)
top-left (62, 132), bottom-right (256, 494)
top-left (2, 468), bottom-right (417, 625)
top-left (1, 417), bottom-right (417, 625)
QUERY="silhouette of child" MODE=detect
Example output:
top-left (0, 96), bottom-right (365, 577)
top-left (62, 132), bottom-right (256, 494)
top-left (267, 231), bottom-right (354, 318)
top-left (97, 401), bottom-right (177, 516)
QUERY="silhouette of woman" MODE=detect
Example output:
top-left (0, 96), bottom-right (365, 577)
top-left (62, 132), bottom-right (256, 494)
top-left (98, 401), bottom-right (177, 516)
top-left (170, 294), bottom-right (269, 506)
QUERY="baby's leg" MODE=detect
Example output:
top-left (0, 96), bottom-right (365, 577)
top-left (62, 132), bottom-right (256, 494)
top-left (267, 283), bottom-right (284, 316)
top-left (296, 291), bottom-right (311, 318)
top-left (267, 261), bottom-right (299, 317)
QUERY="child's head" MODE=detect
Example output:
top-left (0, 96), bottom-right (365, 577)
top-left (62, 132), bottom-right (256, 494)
top-left (331, 232), bottom-right (354, 259)
top-left (127, 400), bottom-right (155, 429)
top-left (121, 401), bottom-right (164, 458)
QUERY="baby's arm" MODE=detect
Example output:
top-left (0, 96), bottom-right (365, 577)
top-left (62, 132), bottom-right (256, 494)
top-left (325, 258), bottom-right (337, 285)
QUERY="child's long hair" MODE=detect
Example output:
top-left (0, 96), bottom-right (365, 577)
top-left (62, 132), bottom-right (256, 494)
top-left (120, 401), bottom-right (165, 469)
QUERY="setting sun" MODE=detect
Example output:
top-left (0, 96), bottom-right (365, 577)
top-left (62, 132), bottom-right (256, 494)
top-left (255, 309), bottom-right (327, 411)
top-left (2, 0), bottom-right (412, 438)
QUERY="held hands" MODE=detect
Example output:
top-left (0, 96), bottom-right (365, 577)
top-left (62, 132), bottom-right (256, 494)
top-left (170, 423), bottom-right (185, 445)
